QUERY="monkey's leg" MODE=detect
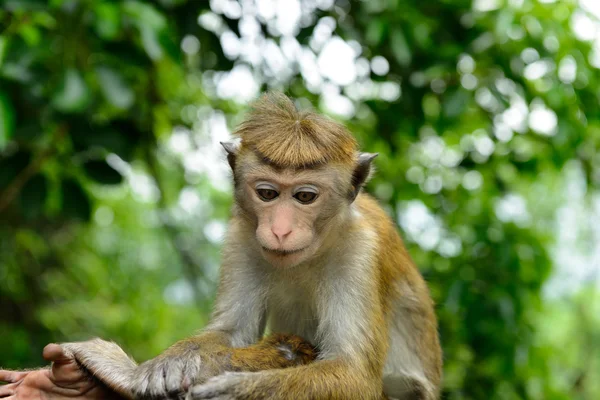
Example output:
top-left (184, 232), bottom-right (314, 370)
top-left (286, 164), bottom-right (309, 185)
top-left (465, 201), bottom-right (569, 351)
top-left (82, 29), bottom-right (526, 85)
top-left (230, 333), bottom-right (317, 371)
top-left (189, 333), bottom-right (318, 385)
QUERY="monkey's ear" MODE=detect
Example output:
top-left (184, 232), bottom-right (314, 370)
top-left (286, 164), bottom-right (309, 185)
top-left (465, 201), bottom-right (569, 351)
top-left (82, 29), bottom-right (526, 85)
top-left (350, 152), bottom-right (378, 201)
top-left (220, 141), bottom-right (239, 171)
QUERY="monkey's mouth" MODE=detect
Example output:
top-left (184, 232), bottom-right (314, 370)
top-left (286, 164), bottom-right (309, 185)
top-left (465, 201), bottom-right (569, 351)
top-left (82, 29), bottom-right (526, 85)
top-left (262, 246), bottom-right (307, 256)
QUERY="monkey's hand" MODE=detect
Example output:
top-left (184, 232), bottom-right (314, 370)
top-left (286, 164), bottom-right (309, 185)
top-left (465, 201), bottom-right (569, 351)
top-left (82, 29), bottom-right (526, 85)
top-left (185, 372), bottom-right (267, 400)
top-left (131, 340), bottom-right (209, 399)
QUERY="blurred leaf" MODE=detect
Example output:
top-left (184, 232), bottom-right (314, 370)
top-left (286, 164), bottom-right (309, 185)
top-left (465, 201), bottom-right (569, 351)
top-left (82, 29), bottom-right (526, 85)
top-left (3, 0), bottom-right (47, 11)
top-left (30, 11), bottom-right (56, 28)
top-left (51, 69), bottom-right (91, 113)
top-left (13, 121), bottom-right (42, 141)
top-left (390, 28), bottom-right (411, 67)
top-left (141, 26), bottom-right (163, 60)
top-left (0, 150), bottom-right (31, 189)
top-left (93, 3), bottom-right (121, 40)
top-left (18, 24), bottom-right (41, 46)
top-left (18, 173), bottom-right (47, 218)
top-left (96, 66), bottom-right (135, 110)
top-left (60, 178), bottom-right (91, 221)
top-left (0, 90), bottom-right (16, 148)
top-left (83, 159), bottom-right (122, 185)
top-left (443, 89), bottom-right (470, 118)
top-left (158, 30), bottom-right (181, 63)
top-left (0, 36), bottom-right (8, 67)
top-left (70, 119), bottom-right (137, 161)
top-left (366, 19), bottom-right (386, 46)
top-left (123, 1), bottom-right (168, 61)
top-left (123, 1), bottom-right (166, 30)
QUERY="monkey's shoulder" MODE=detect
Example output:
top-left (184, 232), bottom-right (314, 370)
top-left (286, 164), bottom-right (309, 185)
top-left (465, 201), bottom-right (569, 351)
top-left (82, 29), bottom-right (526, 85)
top-left (354, 193), bottom-right (398, 233)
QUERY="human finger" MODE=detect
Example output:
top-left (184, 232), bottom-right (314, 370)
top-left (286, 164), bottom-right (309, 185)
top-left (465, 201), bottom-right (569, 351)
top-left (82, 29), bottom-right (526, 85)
top-left (43, 344), bottom-right (72, 364)
top-left (0, 382), bottom-right (16, 397)
top-left (0, 371), bottom-right (27, 384)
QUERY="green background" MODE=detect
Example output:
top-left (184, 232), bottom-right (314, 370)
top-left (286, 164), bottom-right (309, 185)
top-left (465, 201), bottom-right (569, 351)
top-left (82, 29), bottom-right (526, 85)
top-left (1, 0), bottom-right (600, 399)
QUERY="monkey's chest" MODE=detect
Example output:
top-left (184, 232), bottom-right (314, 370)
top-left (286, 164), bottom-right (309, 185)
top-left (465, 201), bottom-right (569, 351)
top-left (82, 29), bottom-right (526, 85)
top-left (266, 281), bottom-right (319, 344)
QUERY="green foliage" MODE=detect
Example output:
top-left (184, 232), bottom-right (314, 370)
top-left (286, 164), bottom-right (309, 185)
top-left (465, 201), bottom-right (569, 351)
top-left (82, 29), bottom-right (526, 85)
top-left (1, 1), bottom-right (599, 399)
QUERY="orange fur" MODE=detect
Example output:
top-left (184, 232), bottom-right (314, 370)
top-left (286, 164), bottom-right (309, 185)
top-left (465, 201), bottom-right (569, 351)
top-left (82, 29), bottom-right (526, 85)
top-left (358, 194), bottom-right (442, 396)
top-left (234, 92), bottom-right (358, 168)
top-left (230, 333), bottom-right (318, 371)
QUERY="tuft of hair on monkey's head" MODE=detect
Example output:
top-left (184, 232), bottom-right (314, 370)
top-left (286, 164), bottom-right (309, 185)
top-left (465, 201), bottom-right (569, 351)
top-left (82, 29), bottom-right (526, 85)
top-left (234, 92), bottom-right (358, 169)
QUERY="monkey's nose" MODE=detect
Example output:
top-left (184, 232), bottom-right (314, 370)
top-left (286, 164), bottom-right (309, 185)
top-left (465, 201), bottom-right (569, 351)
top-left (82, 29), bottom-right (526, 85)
top-left (271, 226), bottom-right (292, 243)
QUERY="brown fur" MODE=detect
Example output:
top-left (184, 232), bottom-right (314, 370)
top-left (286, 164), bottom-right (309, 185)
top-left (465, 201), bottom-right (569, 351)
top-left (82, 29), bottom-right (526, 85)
top-left (230, 333), bottom-right (318, 371)
top-left (234, 92), bottom-right (358, 168)
top-left (359, 194), bottom-right (443, 396)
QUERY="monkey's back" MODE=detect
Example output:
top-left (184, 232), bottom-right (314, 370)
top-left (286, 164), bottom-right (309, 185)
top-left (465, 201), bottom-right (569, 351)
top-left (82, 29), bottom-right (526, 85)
top-left (355, 193), bottom-right (443, 397)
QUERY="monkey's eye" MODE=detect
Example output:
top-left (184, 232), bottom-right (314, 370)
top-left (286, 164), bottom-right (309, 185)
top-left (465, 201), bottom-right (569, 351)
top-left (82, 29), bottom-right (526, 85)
top-left (256, 188), bottom-right (279, 201)
top-left (293, 191), bottom-right (318, 204)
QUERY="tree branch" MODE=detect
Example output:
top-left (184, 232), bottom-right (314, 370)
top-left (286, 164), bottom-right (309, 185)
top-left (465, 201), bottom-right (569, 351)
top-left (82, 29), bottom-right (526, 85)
top-left (0, 127), bottom-right (66, 214)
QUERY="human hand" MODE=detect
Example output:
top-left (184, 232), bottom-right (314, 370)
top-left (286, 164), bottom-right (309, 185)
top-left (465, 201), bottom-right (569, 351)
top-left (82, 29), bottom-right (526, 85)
top-left (0, 343), bottom-right (119, 400)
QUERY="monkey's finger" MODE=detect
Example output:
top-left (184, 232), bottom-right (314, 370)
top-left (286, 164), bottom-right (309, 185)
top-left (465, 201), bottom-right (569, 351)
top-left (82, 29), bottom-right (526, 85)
top-left (0, 370), bottom-right (27, 384)
top-left (186, 378), bottom-right (235, 400)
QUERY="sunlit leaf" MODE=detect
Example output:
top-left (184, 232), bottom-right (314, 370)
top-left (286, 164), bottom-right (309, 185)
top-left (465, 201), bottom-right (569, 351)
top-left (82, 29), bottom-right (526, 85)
top-left (17, 24), bottom-right (41, 46)
top-left (93, 3), bottom-right (121, 40)
top-left (141, 26), bottom-right (163, 60)
top-left (51, 69), bottom-right (91, 113)
top-left (122, 1), bottom-right (166, 30)
top-left (96, 66), bottom-right (135, 110)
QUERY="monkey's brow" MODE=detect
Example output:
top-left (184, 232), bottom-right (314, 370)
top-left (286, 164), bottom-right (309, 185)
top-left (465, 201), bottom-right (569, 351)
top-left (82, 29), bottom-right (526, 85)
top-left (253, 149), bottom-right (325, 171)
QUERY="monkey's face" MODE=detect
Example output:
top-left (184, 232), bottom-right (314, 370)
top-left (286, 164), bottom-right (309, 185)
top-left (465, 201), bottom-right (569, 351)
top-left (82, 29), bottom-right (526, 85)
top-left (242, 165), bottom-right (349, 269)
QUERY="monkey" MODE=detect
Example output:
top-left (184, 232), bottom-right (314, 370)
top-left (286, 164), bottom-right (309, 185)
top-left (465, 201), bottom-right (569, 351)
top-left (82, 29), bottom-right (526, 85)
top-left (0, 334), bottom-right (317, 400)
top-left (124, 92), bottom-right (442, 400)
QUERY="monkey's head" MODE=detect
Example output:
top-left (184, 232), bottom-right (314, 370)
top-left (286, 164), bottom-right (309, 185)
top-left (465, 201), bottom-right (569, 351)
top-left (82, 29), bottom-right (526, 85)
top-left (221, 93), bottom-right (376, 269)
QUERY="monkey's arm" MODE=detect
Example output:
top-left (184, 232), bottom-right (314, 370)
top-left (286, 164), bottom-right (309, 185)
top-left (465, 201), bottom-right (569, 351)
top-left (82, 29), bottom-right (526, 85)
top-left (189, 274), bottom-right (388, 400)
top-left (60, 334), bottom-right (317, 400)
top-left (130, 249), bottom-right (270, 398)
